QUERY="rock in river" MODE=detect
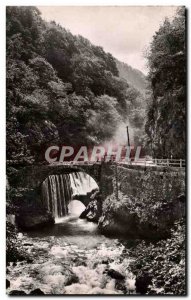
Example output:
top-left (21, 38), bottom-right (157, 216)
top-left (107, 269), bottom-right (125, 280)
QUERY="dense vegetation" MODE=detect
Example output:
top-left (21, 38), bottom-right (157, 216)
top-left (116, 59), bottom-right (147, 95)
top-left (7, 6), bottom-right (185, 167)
top-left (6, 6), bottom-right (146, 168)
top-left (6, 6), bottom-right (186, 165)
top-left (6, 7), bottom-right (186, 295)
top-left (128, 219), bottom-right (185, 295)
top-left (145, 8), bottom-right (186, 158)
top-left (99, 168), bottom-right (185, 239)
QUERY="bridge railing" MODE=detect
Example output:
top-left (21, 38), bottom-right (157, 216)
top-left (118, 158), bottom-right (185, 168)
top-left (49, 161), bottom-right (99, 166)
top-left (152, 158), bottom-right (185, 168)
top-left (49, 158), bottom-right (185, 168)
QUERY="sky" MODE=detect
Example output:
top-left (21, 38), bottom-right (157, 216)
top-left (38, 6), bottom-right (178, 74)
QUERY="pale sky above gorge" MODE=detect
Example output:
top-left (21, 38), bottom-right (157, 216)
top-left (38, 6), bottom-right (178, 74)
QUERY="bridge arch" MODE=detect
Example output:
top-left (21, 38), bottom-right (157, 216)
top-left (15, 163), bottom-right (102, 191)
top-left (9, 162), bottom-right (184, 221)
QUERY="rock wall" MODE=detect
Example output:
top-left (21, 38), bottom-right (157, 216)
top-left (99, 164), bottom-right (185, 239)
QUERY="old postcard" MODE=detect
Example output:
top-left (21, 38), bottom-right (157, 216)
top-left (6, 6), bottom-right (186, 295)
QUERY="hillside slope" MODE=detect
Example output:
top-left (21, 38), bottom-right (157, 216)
top-left (116, 59), bottom-right (147, 94)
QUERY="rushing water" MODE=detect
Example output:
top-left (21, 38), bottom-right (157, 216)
top-left (7, 215), bottom-right (136, 295)
top-left (7, 172), bottom-right (136, 295)
top-left (41, 172), bottom-right (98, 219)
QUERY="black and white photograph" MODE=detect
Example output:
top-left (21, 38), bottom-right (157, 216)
top-left (6, 5), bottom-right (186, 295)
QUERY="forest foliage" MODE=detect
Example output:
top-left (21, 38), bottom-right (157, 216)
top-left (145, 7), bottom-right (186, 158)
top-left (6, 6), bottom-right (146, 167)
top-left (6, 6), bottom-right (186, 168)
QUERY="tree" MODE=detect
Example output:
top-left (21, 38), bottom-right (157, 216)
top-left (145, 8), bottom-right (186, 158)
top-left (6, 6), bottom-right (143, 167)
top-left (87, 95), bottom-right (122, 143)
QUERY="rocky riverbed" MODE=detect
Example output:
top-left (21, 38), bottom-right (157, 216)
top-left (7, 217), bottom-right (136, 295)
top-left (6, 214), bottom-right (186, 295)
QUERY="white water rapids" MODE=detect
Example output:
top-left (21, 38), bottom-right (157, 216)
top-left (7, 171), bottom-right (136, 295)
top-left (7, 216), bottom-right (136, 295)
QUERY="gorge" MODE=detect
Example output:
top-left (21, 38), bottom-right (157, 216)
top-left (6, 6), bottom-right (186, 296)
top-left (6, 162), bottom-right (185, 295)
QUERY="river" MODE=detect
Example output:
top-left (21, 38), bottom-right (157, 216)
top-left (7, 214), bottom-right (136, 295)
top-left (7, 171), bottom-right (137, 295)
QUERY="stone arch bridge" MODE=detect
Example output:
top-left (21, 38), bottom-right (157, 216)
top-left (12, 162), bottom-right (185, 205)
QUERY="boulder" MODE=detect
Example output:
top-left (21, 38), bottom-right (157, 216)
top-left (29, 288), bottom-right (44, 295)
top-left (107, 269), bottom-right (125, 280)
top-left (65, 274), bottom-right (79, 286)
top-left (80, 199), bottom-right (102, 223)
top-left (17, 212), bottom-right (54, 230)
top-left (98, 191), bottom-right (186, 240)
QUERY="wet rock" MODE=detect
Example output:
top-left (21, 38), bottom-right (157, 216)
top-left (75, 260), bottom-right (87, 267)
top-left (79, 209), bottom-right (89, 219)
top-left (23, 243), bottom-right (33, 246)
top-left (115, 280), bottom-right (127, 293)
top-left (135, 272), bottom-right (152, 294)
top-left (99, 209), bottom-right (139, 238)
top-left (17, 212), bottom-right (54, 230)
top-left (65, 274), bottom-right (79, 286)
top-left (102, 260), bottom-right (109, 264)
top-left (9, 290), bottom-right (27, 295)
top-left (29, 288), bottom-right (44, 295)
top-left (107, 269), bottom-right (125, 280)
top-left (80, 194), bottom-right (102, 223)
top-left (6, 279), bottom-right (10, 289)
top-left (26, 258), bottom-right (33, 263)
top-left (59, 266), bottom-right (79, 286)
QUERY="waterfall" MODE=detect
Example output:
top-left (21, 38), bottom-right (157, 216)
top-left (42, 174), bottom-right (72, 218)
top-left (42, 172), bottom-right (99, 219)
top-left (70, 172), bottom-right (98, 197)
